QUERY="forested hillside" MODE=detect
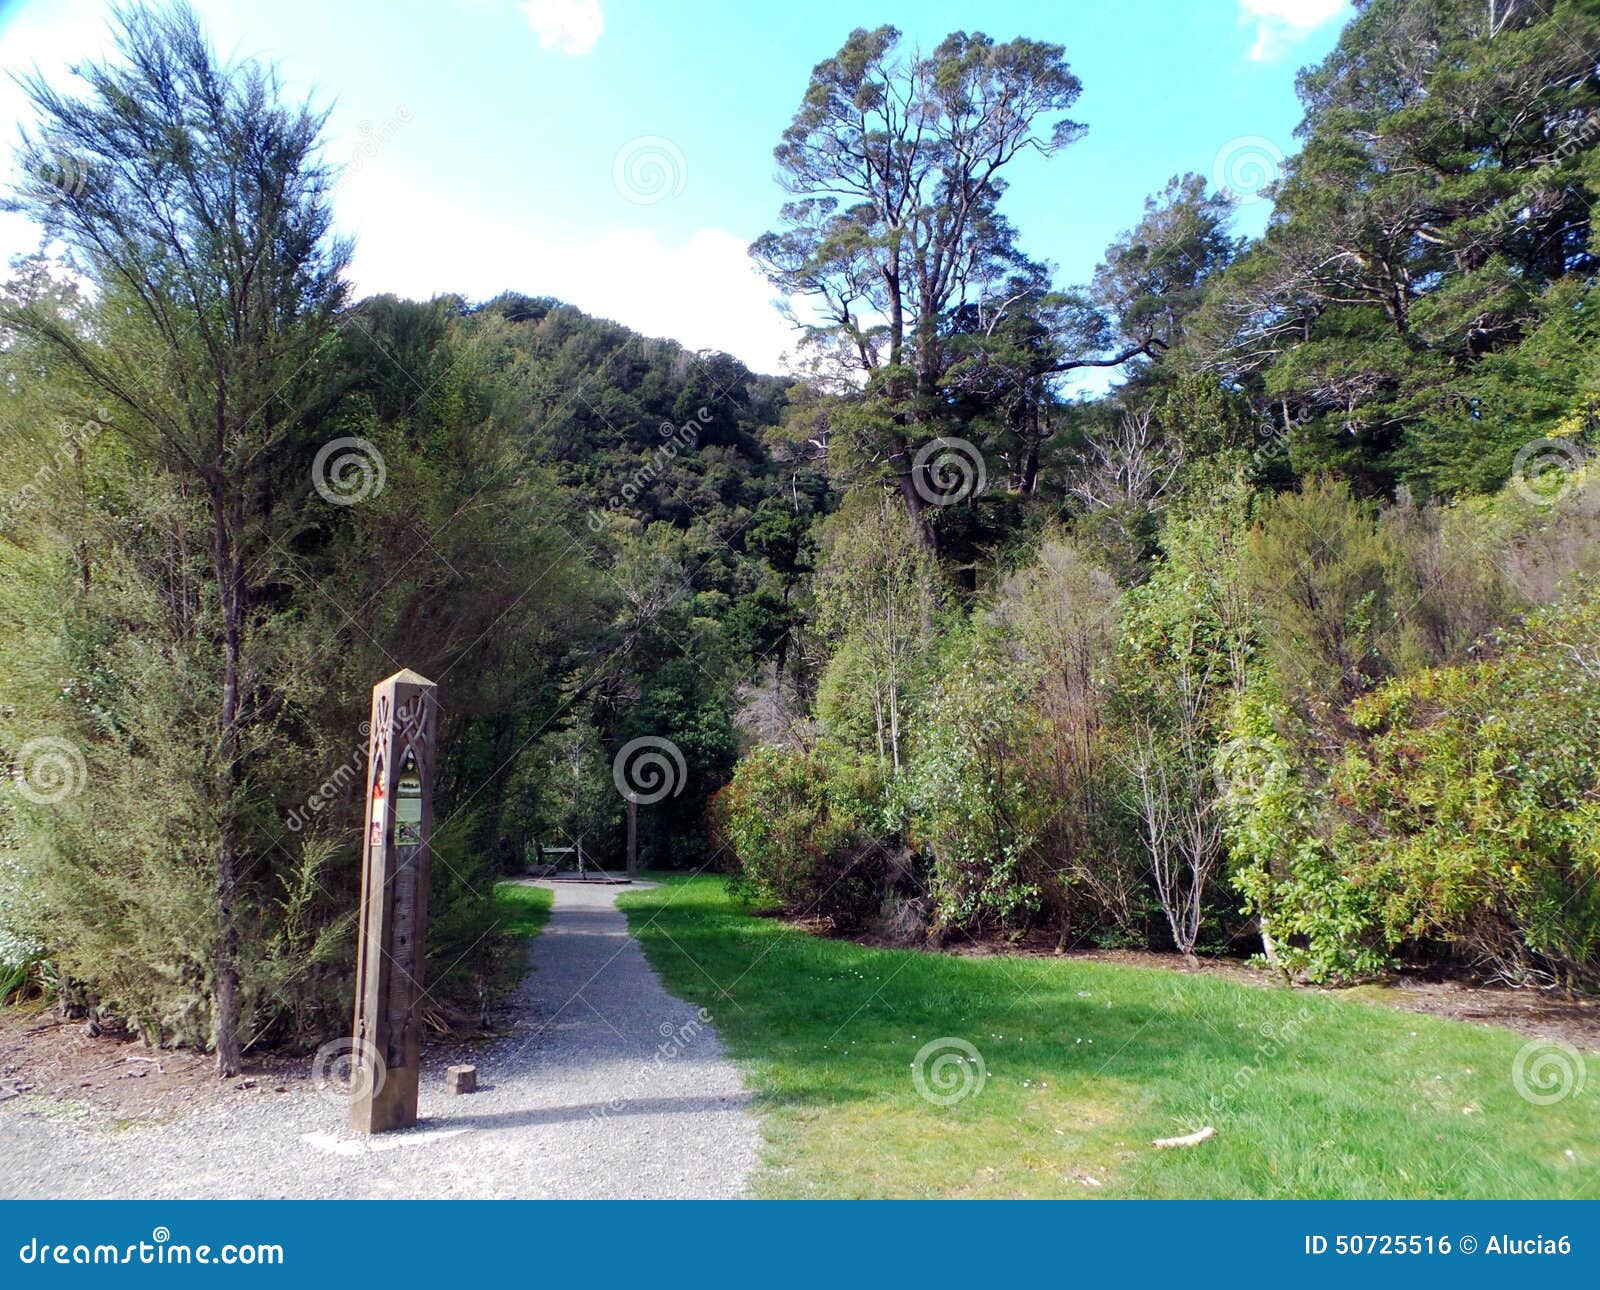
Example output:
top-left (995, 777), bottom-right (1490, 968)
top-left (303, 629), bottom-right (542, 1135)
top-left (2, 0), bottom-right (1599, 1076)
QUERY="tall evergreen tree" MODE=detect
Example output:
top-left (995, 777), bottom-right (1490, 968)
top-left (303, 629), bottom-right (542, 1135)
top-left (4, 3), bottom-right (349, 1073)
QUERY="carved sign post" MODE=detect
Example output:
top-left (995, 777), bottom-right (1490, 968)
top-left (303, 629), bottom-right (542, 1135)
top-left (349, 669), bottom-right (438, 1134)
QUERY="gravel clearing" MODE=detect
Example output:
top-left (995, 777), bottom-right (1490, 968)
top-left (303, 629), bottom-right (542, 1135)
top-left (0, 880), bottom-right (759, 1199)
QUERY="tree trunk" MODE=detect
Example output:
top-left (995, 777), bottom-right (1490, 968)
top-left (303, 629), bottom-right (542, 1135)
top-left (894, 462), bottom-right (938, 552)
top-left (211, 490), bottom-right (243, 1078)
top-left (888, 667), bottom-right (902, 774)
top-left (1259, 918), bottom-right (1290, 983)
top-left (1014, 401), bottom-right (1042, 494)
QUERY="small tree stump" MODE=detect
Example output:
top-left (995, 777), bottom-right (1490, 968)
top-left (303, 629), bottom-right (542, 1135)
top-left (445, 1065), bottom-right (477, 1095)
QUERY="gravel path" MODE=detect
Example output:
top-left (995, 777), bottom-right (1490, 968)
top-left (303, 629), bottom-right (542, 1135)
top-left (0, 880), bottom-right (759, 1199)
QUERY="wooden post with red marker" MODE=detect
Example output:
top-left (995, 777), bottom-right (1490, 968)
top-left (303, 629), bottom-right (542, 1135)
top-left (349, 669), bottom-right (438, 1134)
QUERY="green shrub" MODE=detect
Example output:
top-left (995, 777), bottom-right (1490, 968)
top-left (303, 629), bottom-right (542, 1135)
top-left (712, 745), bottom-right (895, 928)
top-left (906, 631), bottom-right (1048, 932)
top-left (1218, 690), bottom-right (1388, 982)
top-left (1332, 590), bottom-right (1600, 989)
top-left (993, 533), bottom-right (1149, 941)
top-left (1243, 476), bottom-right (1394, 715)
top-left (1109, 496), bottom-right (1255, 955)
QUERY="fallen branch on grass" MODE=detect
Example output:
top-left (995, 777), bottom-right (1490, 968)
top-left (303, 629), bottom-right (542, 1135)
top-left (1152, 1125), bottom-right (1216, 1149)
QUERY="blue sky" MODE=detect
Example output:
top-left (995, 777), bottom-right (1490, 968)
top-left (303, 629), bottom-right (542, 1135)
top-left (0, 0), bottom-right (1353, 379)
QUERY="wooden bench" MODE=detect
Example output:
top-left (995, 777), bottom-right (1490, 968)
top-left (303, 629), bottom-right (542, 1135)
top-left (530, 840), bottom-right (590, 879)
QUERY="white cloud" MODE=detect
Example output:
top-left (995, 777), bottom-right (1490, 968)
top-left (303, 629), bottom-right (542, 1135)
top-left (2, 142), bottom-right (802, 377)
top-left (338, 171), bottom-right (798, 374)
top-left (1240, 0), bottom-right (1348, 61)
top-left (519, 0), bottom-right (604, 57)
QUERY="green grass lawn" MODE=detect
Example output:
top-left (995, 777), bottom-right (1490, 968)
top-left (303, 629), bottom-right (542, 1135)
top-left (491, 880), bottom-right (553, 940)
top-left (618, 874), bottom-right (1599, 1199)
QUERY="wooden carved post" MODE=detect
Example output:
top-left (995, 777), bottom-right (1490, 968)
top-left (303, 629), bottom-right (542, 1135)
top-left (349, 669), bottom-right (438, 1134)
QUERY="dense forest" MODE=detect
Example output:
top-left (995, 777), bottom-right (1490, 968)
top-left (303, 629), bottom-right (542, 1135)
top-left (2, 0), bottom-right (1599, 1075)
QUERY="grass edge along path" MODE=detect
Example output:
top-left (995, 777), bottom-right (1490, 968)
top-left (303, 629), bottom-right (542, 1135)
top-left (489, 880), bottom-right (555, 994)
top-left (617, 874), bottom-right (1599, 1199)
top-left (491, 880), bottom-right (554, 941)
